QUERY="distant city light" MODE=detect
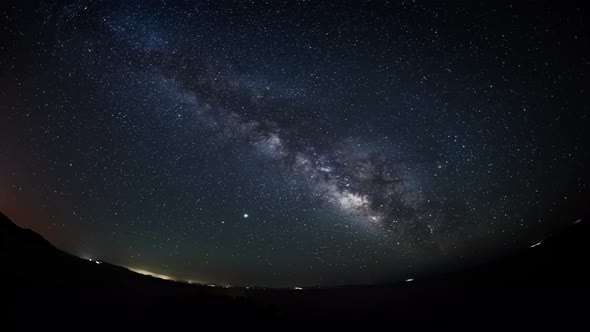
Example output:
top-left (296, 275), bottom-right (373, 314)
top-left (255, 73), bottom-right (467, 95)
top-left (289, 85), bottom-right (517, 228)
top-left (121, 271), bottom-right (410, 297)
top-left (127, 267), bottom-right (174, 281)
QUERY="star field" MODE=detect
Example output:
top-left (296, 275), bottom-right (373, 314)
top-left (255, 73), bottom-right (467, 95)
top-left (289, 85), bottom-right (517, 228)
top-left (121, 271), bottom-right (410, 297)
top-left (0, 1), bottom-right (588, 287)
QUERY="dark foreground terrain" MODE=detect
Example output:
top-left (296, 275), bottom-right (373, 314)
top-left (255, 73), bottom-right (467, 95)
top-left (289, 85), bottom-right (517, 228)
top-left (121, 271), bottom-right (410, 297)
top-left (1, 211), bottom-right (588, 330)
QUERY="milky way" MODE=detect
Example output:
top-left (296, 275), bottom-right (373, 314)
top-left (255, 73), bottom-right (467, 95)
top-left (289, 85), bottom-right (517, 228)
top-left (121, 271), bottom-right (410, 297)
top-left (1, 1), bottom-right (587, 287)
top-left (156, 73), bottom-right (425, 235)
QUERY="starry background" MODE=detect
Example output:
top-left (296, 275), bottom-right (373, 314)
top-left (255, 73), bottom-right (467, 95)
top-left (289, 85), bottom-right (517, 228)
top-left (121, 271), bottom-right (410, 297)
top-left (0, 1), bottom-right (588, 287)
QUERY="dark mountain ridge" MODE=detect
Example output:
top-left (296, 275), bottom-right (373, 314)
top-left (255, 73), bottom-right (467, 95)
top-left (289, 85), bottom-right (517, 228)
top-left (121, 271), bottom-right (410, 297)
top-left (1, 211), bottom-right (588, 329)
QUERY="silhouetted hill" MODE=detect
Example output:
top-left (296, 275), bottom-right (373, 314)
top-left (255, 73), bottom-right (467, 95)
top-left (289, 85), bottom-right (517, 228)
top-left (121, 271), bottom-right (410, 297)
top-left (0, 212), bottom-right (273, 328)
top-left (1, 211), bottom-right (588, 330)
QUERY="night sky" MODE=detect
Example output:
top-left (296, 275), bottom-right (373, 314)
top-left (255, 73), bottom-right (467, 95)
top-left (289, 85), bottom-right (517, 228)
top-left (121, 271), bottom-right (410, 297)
top-left (1, 1), bottom-right (588, 287)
